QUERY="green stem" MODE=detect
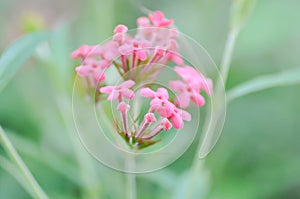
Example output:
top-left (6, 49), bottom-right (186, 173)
top-left (219, 27), bottom-right (239, 84)
top-left (0, 126), bottom-right (49, 199)
top-left (126, 155), bottom-right (137, 199)
top-left (185, 21), bottom-right (241, 199)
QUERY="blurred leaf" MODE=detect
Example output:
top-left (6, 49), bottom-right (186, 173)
top-left (172, 167), bottom-right (210, 199)
top-left (49, 25), bottom-right (73, 89)
top-left (6, 131), bottom-right (81, 186)
top-left (227, 67), bottom-right (300, 103)
top-left (0, 32), bottom-right (49, 92)
top-left (0, 155), bottom-right (34, 198)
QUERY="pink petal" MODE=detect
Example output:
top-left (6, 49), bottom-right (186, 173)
top-left (157, 88), bottom-right (169, 99)
top-left (108, 90), bottom-right (119, 101)
top-left (181, 110), bottom-right (191, 121)
top-left (71, 45), bottom-right (90, 59)
top-left (176, 92), bottom-right (191, 108)
top-left (98, 60), bottom-right (111, 69)
top-left (121, 88), bottom-right (135, 100)
top-left (136, 50), bottom-right (147, 61)
top-left (100, 86), bottom-right (115, 94)
top-left (119, 44), bottom-right (133, 55)
top-left (169, 80), bottom-right (187, 92)
top-left (75, 66), bottom-right (92, 76)
top-left (114, 24), bottom-right (128, 34)
top-left (117, 102), bottom-right (130, 113)
top-left (140, 88), bottom-right (156, 98)
top-left (191, 92), bottom-right (205, 107)
top-left (137, 17), bottom-right (150, 27)
top-left (120, 80), bottom-right (135, 88)
top-left (161, 118), bottom-right (172, 130)
top-left (144, 113), bottom-right (156, 123)
top-left (171, 53), bottom-right (183, 65)
top-left (93, 68), bottom-right (106, 82)
top-left (171, 114), bottom-right (183, 129)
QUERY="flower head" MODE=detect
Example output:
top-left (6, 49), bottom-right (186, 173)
top-left (174, 66), bottom-right (213, 95)
top-left (140, 87), bottom-right (175, 118)
top-left (71, 10), bottom-right (212, 150)
top-left (169, 80), bottom-right (205, 108)
top-left (148, 11), bottom-right (174, 27)
top-left (170, 107), bottom-right (191, 129)
top-left (100, 80), bottom-right (135, 101)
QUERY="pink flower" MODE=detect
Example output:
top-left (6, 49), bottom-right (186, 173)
top-left (161, 118), bottom-right (172, 130)
top-left (98, 41), bottom-right (119, 60)
top-left (148, 11), bottom-right (174, 27)
top-left (75, 59), bottom-right (111, 82)
top-left (136, 17), bottom-right (150, 27)
top-left (114, 24), bottom-right (128, 34)
top-left (100, 80), bottom-right (135, 101)
top-left (174, 66), bottom-right (213, 95)
top-left (117, 102), bottom-right (130, 114)
top-left (118, 40), bottom-right (151, 61)
top-left (71, 45), bottom-right (100, 59)
top-left (144, 113), bottom-right (156, 123)
top-left (169, 80), bottom-right (205, 108)
top-left (140, 88), bottom-right (174, 118)
top-left (170, 107), bottom-right (191, 129)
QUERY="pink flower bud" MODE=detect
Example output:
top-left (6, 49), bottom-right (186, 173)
top-left (117, 102), bottom-right (130, 114)
top-left (114, 24), bottom-right (128, 34)
top-left (161, 118), bottom-right (172, 131)
top-left (144, 113), bottom-right (156, 123)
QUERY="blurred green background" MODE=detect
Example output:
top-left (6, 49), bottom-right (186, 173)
top-left (0, 0), bottom-right (300, 198)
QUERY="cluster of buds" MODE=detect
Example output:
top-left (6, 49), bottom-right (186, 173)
top-left (71, 11), bottom-right (212, 150)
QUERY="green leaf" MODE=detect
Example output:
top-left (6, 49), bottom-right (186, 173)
top-left (0, 155), bottom-right (35, 198)
top-left (227, 67), bottom-right (300, 103)
top-left (0, 32), bottom-right (49, 92)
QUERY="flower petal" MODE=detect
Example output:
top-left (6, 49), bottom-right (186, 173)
top-left (191, 92), bottom-right (205, 107)
top-left (140, 88), bottom-right (156, 98)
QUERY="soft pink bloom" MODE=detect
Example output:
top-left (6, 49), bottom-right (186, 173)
top-left (144, 113), bottom-right (156, 123)
top-left (100, 80), bottom-right (135, 101)
top-left (119, 44), bottom-right (134, 55)
top-left (75, 59), bottom-right (111, 82)
top-left (98, 41), bottom-right (119, 60)
top-left (118, 40), bottom-right (151, 61)
top-left (75, 65), bottom-right (93, 76)
top-left (117, 102), bottom-right (130, 114)
top-left (166, 52), bottom-right (183, 65)
top-left (174, 66), bottom-right (213, 95)
top-left (170, 107), bottom-right (191, 129)
top-left (148, 11), bottom-right (174, 27)
top-left (71, 45), bottom-right (100, 59)
top-left (161, 118), bottom-right (172, 130)
top-left (169, 80), bottom-right (205, 108)
top-left (137, 17), bottom-right (150, 27)
top-left (140, 88), bottom-right (174, 118)
top-left (114, 24), bottom-right (128, 34)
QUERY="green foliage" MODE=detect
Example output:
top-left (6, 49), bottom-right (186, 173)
top-left (0, 32), bottom-right (49, 92)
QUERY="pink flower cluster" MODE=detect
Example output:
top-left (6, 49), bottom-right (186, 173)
top-left (71, 11), bottom-right (212, 149)
top-left (71, 11), bottom-right (182, 87)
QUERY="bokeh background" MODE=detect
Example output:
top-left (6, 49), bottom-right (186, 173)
top-left (0, 0), bottom-right (300, 198)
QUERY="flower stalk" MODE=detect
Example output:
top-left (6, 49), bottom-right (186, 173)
top-left (0, 126), bottom-right (49, 199)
